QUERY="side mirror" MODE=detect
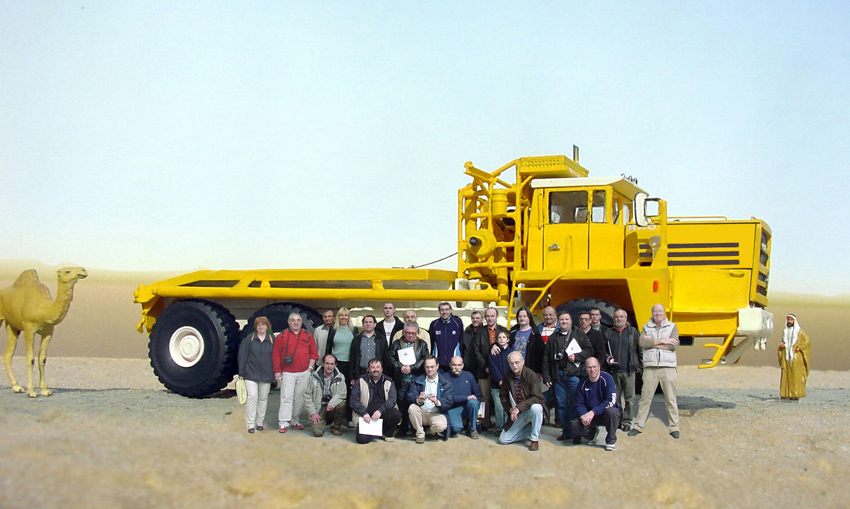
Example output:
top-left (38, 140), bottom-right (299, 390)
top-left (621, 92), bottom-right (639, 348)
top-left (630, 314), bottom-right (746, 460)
top-left (635, 192), bottom-right (648, 227)
top-left (634, 192), bottom-right (660, 227)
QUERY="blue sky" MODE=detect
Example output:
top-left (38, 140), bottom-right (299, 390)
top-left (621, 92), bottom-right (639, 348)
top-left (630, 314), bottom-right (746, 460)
top-left (2, 2), bottom-right (848, 295)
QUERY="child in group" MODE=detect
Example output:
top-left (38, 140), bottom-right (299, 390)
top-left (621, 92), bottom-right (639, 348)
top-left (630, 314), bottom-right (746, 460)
top-left (489, 330), bottom-right (514, 437)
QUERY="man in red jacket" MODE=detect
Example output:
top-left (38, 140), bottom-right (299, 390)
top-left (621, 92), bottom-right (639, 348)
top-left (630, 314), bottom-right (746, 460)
top-left (273, 313), bottom-right (318, 433)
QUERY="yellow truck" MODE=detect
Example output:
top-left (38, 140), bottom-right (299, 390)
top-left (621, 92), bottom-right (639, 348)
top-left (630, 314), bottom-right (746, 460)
top-left (135, 153), bottom-right (773, 397)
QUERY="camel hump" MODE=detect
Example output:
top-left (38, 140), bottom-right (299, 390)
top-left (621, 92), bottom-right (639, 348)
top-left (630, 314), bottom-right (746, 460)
top-left (11, 269), bottom-right (51, 299)
top-left (13, 269), bottom-right (41, 287)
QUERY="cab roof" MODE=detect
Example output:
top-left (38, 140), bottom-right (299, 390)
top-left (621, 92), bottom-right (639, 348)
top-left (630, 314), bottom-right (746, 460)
top-left (530, 177), bottom-right (647, 200)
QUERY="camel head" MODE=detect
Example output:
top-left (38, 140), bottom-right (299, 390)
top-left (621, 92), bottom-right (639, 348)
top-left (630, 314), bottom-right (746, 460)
top-left (57, 267), bottom-right (88, 285)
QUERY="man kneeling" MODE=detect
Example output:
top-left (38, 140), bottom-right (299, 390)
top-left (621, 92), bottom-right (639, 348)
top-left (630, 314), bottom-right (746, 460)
top-left (499, 351), bottom-right (545, 451)
top-left (306, 354), bottom-right (347, 437)
top-left (571, 357), bottom-right (621, 451)
top-left (350, 358), bottom-right (402, 444)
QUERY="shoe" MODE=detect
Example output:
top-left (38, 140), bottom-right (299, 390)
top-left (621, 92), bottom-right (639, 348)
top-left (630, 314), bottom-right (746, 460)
top-left (470, 430), bottom-right (479, 439)
top-left (383, 435), bottom-right (394, 442)
top-left (605, 442), bottom-right (616, 451)
top-left (248, 428), bottom-right (255, 434)
top-left (573, 437), bottom-right (582, 445)
top-left (670, 431), bottom-right (680, 439)
top-left (494, 430), bottom-right (502, 438)
top-left (557, 434), bottom-right (570, 441)
top-left (590, 427), bottom-right (599, 443)
top-left (347, 421), bottom-right (356, 428)
top-left (529, 441), bottom-right (539, 451)
top-left (441, 432), bottom-right (449, 442)
top-left (628, 429), bottom-right (641, 436)
top-left (291, 424), bottom-right (304, 431)
top-left (331, 427), bottom-right (342, 436)
top-left (619, 423), bottom-right (629, 432)
top-left (415, 437), bottom-right (425, 444)
top-left (394, 428), bottom-right (408, 438)
top-left (279, 426), bottom-right (288, 433)
top-left (256, 426), bottom-right (264, 431)
top-left (448, 431), bottom-right (457, 439)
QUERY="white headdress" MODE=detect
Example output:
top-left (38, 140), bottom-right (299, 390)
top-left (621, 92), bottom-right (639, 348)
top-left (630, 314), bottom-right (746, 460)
top-left (782, 314), bottom-right (801, 362)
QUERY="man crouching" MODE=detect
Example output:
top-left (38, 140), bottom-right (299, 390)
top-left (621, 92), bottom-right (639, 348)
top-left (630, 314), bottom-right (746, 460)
top-left (571, 357), bottom-right (621, 451)
top-left (306, 354), bottom-right (347, 437)
top-left (499, 351), bottom-right (545, 451)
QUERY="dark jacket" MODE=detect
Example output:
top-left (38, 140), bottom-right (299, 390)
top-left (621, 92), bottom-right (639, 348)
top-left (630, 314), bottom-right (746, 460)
top-left (448, 370), bottom-right (483, 408)
top-left (602, 325), bottom-right (643, 375)
top-left (461, 324), bottom-right (490, 379)
top-left (542, 327), bottom-right (594, 384)
top-left (508, 325), bottom-right (544, 374)
top-left (386, 337), bottom-right (430, 392)
top-left (489, 346), bottom-right (515, 387)
top-left (576, 371), bottom-right (619, 416)
top-left (407, 372), bottom-right (454, 413)
top-left (583, 327), bottom-right (608, 368)
top-left (429, 315), bottom-right (465, 367)
top-left (238, 333), bottom-right (275, 383)
top-left (350, 373), bottom-right (397, 420)
top-left (499, 366), bottom-right (547, 431)
top-left (376, 317), bottom-right (404, 348)
top-left (349, 331), bottom-right (388, 381)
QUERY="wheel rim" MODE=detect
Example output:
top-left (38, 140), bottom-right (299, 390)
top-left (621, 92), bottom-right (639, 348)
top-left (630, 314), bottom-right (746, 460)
top-left (168, 326), bottom-right (206, 367)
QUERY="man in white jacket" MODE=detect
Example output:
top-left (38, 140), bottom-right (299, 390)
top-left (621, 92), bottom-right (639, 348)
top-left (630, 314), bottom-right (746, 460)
top-left (628, 304), bottom-right (681, 439)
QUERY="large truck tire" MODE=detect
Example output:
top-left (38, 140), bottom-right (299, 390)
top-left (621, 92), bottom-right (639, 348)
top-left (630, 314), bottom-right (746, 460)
top-left (242, 302), bottom-right (321, 338)
top-left (149, 299), bottom-right (240, 398)
top-left (555, 297), bottom-right (621, 327)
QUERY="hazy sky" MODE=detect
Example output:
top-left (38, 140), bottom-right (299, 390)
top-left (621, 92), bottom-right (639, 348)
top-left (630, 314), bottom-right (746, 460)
top-left (2, 2), bottom-right (848, 295)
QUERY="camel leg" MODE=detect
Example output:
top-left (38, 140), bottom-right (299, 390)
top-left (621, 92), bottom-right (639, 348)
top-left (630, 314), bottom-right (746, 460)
top-left (24, 326), bottom-right (37, 398)
top-left (4, 323), bottom-right (25, 393)
top-left (37, 328), bottom-right (53, 396)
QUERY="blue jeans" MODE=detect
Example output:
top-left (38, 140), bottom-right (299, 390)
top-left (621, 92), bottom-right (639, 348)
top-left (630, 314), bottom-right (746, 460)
top-left (491, 387), bottom-right (507, 429)
top-left (499, 403), bottom-right (544, 444)
top-left (554, 372), bottom-right (579, 437)
top-left (447, 398), bottom-right (480, 433)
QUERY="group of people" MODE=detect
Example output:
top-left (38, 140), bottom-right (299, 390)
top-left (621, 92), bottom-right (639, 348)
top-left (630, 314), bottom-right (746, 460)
top-left (237, 301), bottom-right (686, 451)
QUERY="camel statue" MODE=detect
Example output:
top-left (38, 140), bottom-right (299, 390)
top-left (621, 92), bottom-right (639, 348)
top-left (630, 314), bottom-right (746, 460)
top-left (1, 267), bottom-right (87, 397)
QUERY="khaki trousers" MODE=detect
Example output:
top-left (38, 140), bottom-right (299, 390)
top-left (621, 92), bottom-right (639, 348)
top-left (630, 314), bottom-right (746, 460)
top-left (408, 405), bottom-right (447, 438)
top-left (634, 366), bottom-right (679, 432)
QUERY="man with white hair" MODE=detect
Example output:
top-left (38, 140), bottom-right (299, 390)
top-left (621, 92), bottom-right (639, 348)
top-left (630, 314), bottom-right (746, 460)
top-left (499, 351), bottom-right (545, 451)
top-left (778, 314), bottom-right (810, 400)
top-left (629, 304), bottom-right (680, 439)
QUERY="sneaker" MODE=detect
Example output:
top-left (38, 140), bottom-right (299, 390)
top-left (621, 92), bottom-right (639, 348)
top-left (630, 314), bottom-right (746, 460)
top-left (279, 426), bottom-right (288, 433)
top-left (331, 427), bottom-right (342, 436)
top-left (529, 440), bottom-right (539, 451)
top-left (291, 424), bottom-right (304, 431)
top-left (470, 430), bottom-right (479, 439)
top-left (383, 435), bottom-right (394, 443)
top-left (256, 426), bottom-right (264, 431)
top-left (627, 429), bottom-right (641, 437)
top-left (415, 436), bottom-right (425, 444)
top-left (670, 431), bottom-right (680, 439)
top-left (605, 442), bottom-right (616, 451)
top-left (248, 428), bottom-right (255, 434)
top-left (619, 423), bottom-right (629, 432)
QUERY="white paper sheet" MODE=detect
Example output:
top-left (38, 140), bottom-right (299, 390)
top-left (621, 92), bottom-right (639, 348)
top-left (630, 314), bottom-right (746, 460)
top-left (358, 417), bottom-right (384, 436)
top-left (397, 346), bottom-right (416, 365)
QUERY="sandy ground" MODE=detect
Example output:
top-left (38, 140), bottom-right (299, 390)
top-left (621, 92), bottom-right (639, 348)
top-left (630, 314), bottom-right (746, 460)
top-left (1, 357), bottom-right (849, 508)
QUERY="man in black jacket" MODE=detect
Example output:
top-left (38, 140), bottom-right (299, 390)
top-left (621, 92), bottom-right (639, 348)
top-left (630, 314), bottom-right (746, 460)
top-left (542, 311), bottom-right (594, 442)
top-left (376, 303), bottom-right (404, 348)
top-left (603, 308), bottom-right (642, 431)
